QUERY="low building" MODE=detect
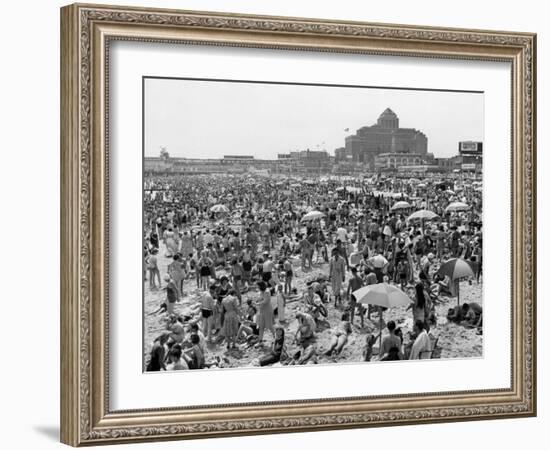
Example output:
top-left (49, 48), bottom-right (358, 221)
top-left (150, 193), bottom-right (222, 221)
top-left (374, 152), bottom-right (425, 171)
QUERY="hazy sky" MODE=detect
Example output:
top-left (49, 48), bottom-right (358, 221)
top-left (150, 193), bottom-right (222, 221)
top-left (144, 78), bottom-right (483, 159)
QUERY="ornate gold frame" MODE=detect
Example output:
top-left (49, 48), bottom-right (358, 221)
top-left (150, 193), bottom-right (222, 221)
top-left (60, 3), bottom-right (536, 446)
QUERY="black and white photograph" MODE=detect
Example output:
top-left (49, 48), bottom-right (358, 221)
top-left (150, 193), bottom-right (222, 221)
top-left (143, 77), bottom-right (484, 372)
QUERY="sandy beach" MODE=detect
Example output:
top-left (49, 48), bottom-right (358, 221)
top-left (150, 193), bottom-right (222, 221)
top-left (144, 245), bottom-right (482, 370)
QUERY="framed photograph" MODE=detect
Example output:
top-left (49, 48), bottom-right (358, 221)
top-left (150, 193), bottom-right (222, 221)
top-left (60, 3), bottom-right (537, 446)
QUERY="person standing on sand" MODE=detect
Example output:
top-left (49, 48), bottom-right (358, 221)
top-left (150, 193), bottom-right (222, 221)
top-left (283, 257), bottom-right (293, 294)
top-left (407, 282), bottom-right (431, 332)
top-left (221, 291), bottom-right (241, 350)
top-left (230, 258), bottom-right (244, 304)
top-left (163, 274), bottom-right (179, 315)
top-left (168, 254), bottom-right (186, 297)
top-left (276, 284), bottom-right (286, 323)
top-left (329, 249), bottom-right (346, 307)
top-left (198, 253), bottom-right (213, 291)
top-left (346, 267), bottom-right (364, 326)
top-left (200, 285), bottom-right (216, 342)
top-left (146, 248), bottom-right (161, 288)
top-left (255, 281), bottom-right (275, 345)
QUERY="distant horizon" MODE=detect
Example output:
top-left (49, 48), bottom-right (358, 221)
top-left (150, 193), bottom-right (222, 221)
top-left (144, 77), bottom-right (484, 160)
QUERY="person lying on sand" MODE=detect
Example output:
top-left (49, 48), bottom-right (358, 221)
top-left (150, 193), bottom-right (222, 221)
top-left (324, 313), bottom-right (353, 357)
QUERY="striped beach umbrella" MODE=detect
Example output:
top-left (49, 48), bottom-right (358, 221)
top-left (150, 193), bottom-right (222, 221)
top-left (437, 258), bottom-right (474, 305)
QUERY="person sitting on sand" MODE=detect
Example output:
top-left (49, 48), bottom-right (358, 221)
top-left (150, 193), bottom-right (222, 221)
top-left (461, 302), bottom-right (483, 327)
top-left (166, 314), bottom-right (186, 344)
top-left (162, 275), bottom-right (179, 315)
top-left (409, 320), bottom-right (431, 360)
top-left (288, 337), bottom-right (317, 365)
top-left (447, 305), bottom-right (464, 323)
top-left (324, 313), bottom-right (353, 357)
top-left (146, 333), bottom-right (170, 371)
top-left (295, 311), bottom-right (316, 343)
top-left (379, 320), bottom-right (404, 360)
top-left (182, 334), bottom-right (205, 369)
top-left (259, 326), bottom-right (287, 367)
top-left (237, 300), bottom-right (260, 344)
top-left (307, 296), bottom-right (328, 326)
top-left (316, 278), bottom-right (331, 303)
top-left (187, 322), bottom-right (207, 355)
top-left (303, 284), bottom-right (321, 310)
top-left (362, 333), bottom-right (379, 362)
top-left (166, 345), bottom-right (189, 371)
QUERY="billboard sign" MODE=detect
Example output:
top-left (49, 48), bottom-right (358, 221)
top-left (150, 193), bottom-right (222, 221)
top-left (459, 141), bottom-right (483, 156)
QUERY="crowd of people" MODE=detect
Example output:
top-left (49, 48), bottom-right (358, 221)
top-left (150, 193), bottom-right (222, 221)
top-left (143, 173), bottom-right (483, 371)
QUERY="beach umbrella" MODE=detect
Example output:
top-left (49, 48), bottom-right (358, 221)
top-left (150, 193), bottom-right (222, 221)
top-left (437, 258), bottom-right (474, 280)
top-left (210, 204), bottom-right (229, 213)
top-left (369, 254), bottom-right (389, 269)
top-left (391, 201), bottom-right (411, 211)
top-left (445, 201), bottom-right (470, 213)
top-left (346, 186), bottom-right (361, 193)
top-left (437, 258), bottom-right (474, 305)
top-left (392, 193), bottom-right (409, 199)
top-left (301, 210), bottom-right (325, 222)
top-left (407, 210), bottom-right (439, 221)
top-left (353, 283), bottom-right (412, 345)
top-left (353, 283), bottom-right (411, 309)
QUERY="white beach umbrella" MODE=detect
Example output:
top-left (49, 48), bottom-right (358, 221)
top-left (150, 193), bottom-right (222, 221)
top-left (210, 204), bottom-right (229, 213)
top-left (445, 201), bottom-right (470, 213)
top-left (407, 210), bottom-right (439, 221)
top-left (391, 201), bottom-right (411, 211)
top-left (353, 283), bottom-right (411, 309)
top-left (353, 283), bottom-right (412, 341)
top-left (301, 210), bottom-right (325, 222)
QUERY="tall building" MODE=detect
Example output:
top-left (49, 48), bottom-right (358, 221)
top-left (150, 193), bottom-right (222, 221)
top-left (337, 108), bottom-right (428, 169)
